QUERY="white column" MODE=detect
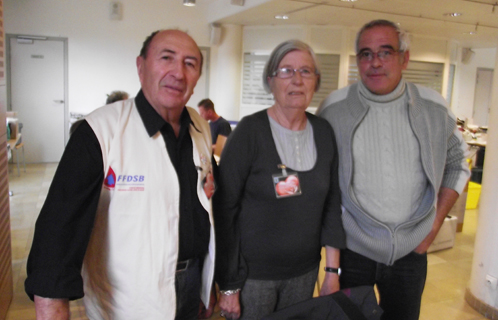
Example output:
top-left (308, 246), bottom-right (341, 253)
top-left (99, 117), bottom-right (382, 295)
top-left (468, 44), bottom-right (498, 309)
top-left (211, 24), bottom-right (242, 121)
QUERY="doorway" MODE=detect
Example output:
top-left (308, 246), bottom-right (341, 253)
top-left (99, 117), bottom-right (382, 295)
top-left (7, 35), bottom-right (68, 163)
top-left (473, 68), bottom-right (493, 127)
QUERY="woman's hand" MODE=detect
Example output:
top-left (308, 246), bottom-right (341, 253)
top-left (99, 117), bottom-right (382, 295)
top-left (218, 291), bottom-right (241, 319)
top-left (320, 273), bottom-right (340, 296)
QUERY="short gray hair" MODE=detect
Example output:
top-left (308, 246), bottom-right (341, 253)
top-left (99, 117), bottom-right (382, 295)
top-left (106, 90), bottom-right (129, 104)
top-left (355, 19), bottom-right (410, 53)
top-left (263, 40), bottom-right (321, 93)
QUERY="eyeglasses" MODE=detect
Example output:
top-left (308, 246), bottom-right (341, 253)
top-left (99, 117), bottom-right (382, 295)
top-left (356, 49), bottom-right (400, 63)
top-left (272, 67), bottom-right (318, 79)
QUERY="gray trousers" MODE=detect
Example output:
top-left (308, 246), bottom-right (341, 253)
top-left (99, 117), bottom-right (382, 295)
top-left (239, 266), bottom-right (318, 320)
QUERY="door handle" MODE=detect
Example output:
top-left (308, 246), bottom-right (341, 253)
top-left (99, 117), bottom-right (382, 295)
top-left (54, 100), bottom-right (64, 103)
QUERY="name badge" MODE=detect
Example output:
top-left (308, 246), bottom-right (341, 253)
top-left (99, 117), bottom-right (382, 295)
top-left (272, 164), bottom-right (302, 199)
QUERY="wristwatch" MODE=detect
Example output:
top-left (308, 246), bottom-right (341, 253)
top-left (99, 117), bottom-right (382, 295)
top-left (324, 267), bottom-right (341, 275)
top-left (220, 288), bottom-right (241, 295)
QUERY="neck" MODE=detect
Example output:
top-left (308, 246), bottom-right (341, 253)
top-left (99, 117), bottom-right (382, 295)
top-left (156, 106), bottom-right (184, 137)
top-left (359, 78), bottom-right (406, 103)
top-left (210, 113), bottom-right (220, 122)
top-left (268, 105), bottom-right (307, 131)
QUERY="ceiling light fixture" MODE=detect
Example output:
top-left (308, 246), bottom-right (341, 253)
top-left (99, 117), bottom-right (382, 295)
top-left (464, 23), bottom-right (479, 35)
top-left (183, 0), bottom-right (195, 6)
top-left (275, 15), bottom-right (289, 19)
top-left (444, 12), bottom-right (462, 17)
top-left (340, 0), bottom-right (358, 2)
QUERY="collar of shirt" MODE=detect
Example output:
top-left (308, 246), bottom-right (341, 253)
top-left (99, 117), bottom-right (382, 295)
top-left (134, 89), bottom-right (193, 139)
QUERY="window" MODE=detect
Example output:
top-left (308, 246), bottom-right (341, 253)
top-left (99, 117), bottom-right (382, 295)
top-left (241, 53), bottom-right (273, 106)
top-left (311, 54), bottom-right (340, 108)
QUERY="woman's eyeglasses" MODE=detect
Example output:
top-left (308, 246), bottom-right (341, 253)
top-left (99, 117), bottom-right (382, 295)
top-left (272, 67), bottom-right (318, 79)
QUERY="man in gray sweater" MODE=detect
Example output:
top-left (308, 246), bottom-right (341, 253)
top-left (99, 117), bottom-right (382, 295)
top-left (317, 19), bottom-right (470, 320)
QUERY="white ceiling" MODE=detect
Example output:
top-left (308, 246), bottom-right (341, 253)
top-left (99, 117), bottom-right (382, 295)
top-left (206, 0), bottom-right (498, 49)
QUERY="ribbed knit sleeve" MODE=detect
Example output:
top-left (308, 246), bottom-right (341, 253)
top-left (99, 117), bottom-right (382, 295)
top-left (441, 117), bottom-right (470, 194)
top-left (213, 116), bottom-right (255, 290)
top-left (319, 123), bottom-right (346, 249)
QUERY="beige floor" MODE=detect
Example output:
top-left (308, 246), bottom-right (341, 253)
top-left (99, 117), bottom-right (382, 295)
top-left (6, 163), bottom-right (487, 319)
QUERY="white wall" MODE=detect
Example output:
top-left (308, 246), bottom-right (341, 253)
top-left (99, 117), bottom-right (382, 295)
top-left (453, 47), bottom-right (497, 122)
top-left (210, 24), bottom-right (242, 121)
top-left (468, 43), bottom-right (498, 312)
top-left (4, 0), bottom-right (211, 115)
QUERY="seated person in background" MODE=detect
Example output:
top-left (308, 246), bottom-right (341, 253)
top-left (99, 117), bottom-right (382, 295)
top-left (106, 90), bottom-right (129, 104)
top-left (197, 98), bottom-right (232, 150)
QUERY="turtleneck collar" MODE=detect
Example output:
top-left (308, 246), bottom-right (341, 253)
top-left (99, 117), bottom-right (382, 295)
top-left (358, 78), bottom-right (406, 103)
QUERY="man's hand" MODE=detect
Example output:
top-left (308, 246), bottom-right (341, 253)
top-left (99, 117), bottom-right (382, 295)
top-left (415, 187), bottom-right (459, 254)
top-left (218, 292), bottom-right (241, 319)
top-left (203, 171), bottom-right (215, 199)
top-left (34, 296), bottom-right (70, 320)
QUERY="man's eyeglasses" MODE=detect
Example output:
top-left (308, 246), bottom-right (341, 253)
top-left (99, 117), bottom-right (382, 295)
top-left (272, 67), bottom-right (318, 79)
top-left (356, 49), bottom-right (400, 63)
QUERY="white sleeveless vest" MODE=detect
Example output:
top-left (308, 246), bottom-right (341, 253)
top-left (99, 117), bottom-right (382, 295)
top-left (83, 99), bottom-right (215, 319)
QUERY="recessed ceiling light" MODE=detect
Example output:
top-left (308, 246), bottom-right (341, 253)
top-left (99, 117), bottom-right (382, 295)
top-left (275, 15), bottom-right (289, 19)
top-left (183, 0), bottom-right (195, 6)
top-left (444, 12), bottom-right (462, 17)
top-left (340, 0), bottom-right (358, 2)
top-left (463, 31), bottom-right (477, 35)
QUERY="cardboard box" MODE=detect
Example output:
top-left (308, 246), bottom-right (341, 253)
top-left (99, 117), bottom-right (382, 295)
top-left (427, 215), bottom-right (457, 253)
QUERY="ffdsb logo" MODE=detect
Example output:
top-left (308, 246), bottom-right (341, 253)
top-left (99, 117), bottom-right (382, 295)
top-left (117, 175), bottom-right (145, 183)
top-left (104, 166), bottom-right (145, 191)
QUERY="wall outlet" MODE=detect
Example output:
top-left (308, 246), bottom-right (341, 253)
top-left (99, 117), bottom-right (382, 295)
top-left (485, 275), bottom-right (498, 289)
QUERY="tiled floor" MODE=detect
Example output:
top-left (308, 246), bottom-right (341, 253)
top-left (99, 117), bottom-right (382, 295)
top-left (6, 163), bottom-right (487, 319)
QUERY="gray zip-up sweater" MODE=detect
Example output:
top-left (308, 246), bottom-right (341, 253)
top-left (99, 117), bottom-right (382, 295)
top-left (317, 82), bottom-right (470, 265)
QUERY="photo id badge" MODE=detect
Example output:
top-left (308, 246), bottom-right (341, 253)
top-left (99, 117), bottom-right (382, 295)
top-left (272, 164), bottom-right (302, 199)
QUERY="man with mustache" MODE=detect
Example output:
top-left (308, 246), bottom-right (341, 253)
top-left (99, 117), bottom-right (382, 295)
top-left (317, 20), bottom-right (469, 320)
top-left (25, 30), bottom-right (215, 320)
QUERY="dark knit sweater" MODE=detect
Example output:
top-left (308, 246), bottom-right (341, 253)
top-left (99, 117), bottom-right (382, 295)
top-left (214, 110), bottom-right (345, 290)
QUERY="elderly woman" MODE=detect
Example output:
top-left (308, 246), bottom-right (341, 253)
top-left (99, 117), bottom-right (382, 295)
top-left (214, 40), bottom-right (345, 320)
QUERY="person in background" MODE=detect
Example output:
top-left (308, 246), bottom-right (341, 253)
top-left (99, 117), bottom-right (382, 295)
top-left (106, 90), bottom-right (129, 104)
top-left (25, 29), bottom-right (215, 320)
top-left (70, 91), bottom-right (130, 135)
top-left (197, 98), bottom-right (232, 150)
top-left (214, 39), bottom-right (345, 320)
top-left (317, 19), bottom-right (470, 320)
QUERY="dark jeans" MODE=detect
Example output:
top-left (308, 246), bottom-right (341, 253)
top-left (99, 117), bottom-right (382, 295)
top-left (340, 249), bottom-right (427, 320)
top-left (239, 267), bottom-right (319, 320)
top-left (175, 258), bottom-right (202, 320)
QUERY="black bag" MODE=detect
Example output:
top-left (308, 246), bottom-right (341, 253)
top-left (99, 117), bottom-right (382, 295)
top-left (261, 286), bottom-right (382, 320)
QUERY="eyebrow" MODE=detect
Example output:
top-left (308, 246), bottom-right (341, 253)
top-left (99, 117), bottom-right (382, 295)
top-left (159, 48), bottom-right (199, 62)
top-left (358, 45), bottom-right (397, 53)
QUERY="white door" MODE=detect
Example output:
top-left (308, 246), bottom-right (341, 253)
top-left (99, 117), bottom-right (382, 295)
top-left (473, 68), bottom-right (493, 127)
top-left (9, 36), bottom-right (66, 163)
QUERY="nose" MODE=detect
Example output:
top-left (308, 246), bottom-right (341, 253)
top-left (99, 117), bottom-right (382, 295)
top-left (291, 70), bottom-right (304, 84)
top-left (370, 54), bottom-right (383, 68)
top-left (170, 60), bottom-right (186, 80)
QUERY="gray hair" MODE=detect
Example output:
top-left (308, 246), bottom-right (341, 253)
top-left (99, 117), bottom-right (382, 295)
top-left (106, 90), bottom-right (129, 104)
top-left (355, 19), bottom-right (410, 53)
top-left (263, 40), bottom-right (321, 93)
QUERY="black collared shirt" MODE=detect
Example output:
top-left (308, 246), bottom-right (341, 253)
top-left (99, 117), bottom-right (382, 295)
top-left (25, 90), bottom-right (209, 301)
top-left (135, 91), bottom-right (210, 261)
